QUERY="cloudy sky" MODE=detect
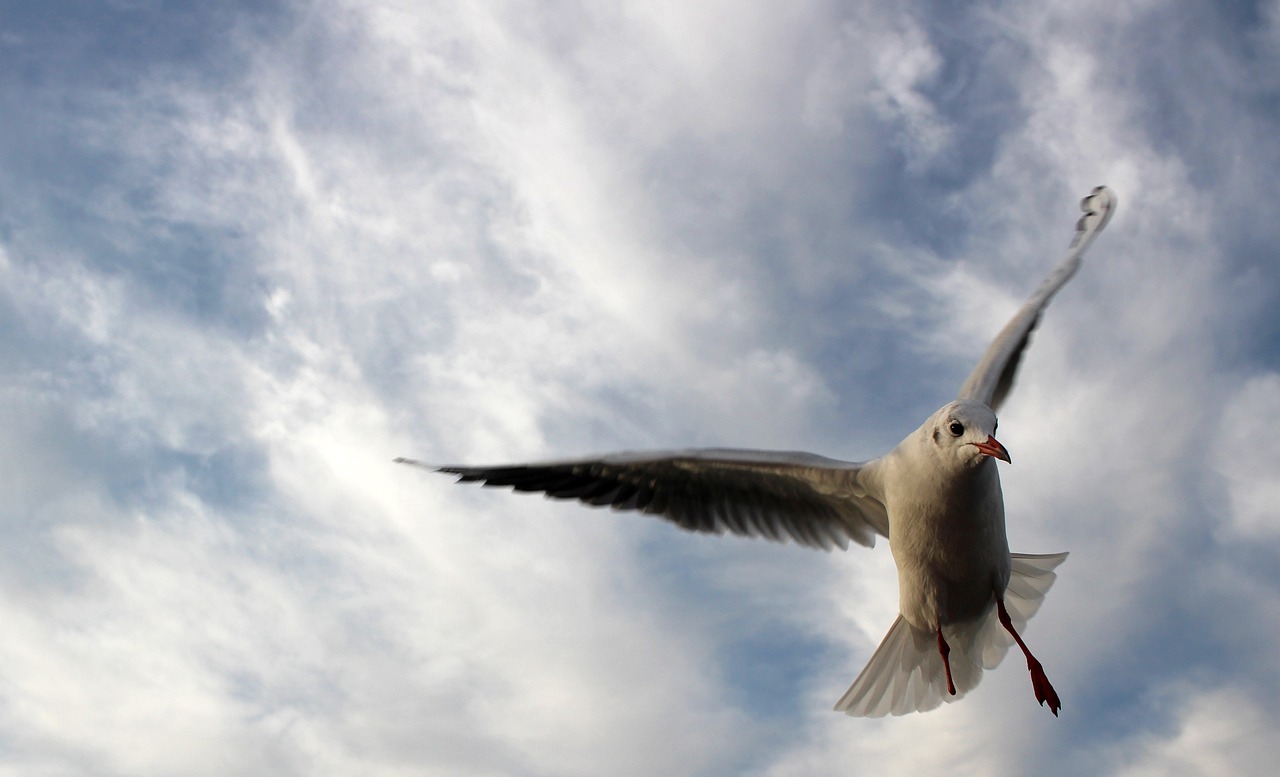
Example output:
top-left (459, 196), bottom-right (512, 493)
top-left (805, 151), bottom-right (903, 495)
top-left (2, 0), bottom-right (1279, 774)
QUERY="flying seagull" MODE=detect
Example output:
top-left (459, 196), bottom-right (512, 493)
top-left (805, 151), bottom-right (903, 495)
top-left (397, 186), bottom-right (1116, 717)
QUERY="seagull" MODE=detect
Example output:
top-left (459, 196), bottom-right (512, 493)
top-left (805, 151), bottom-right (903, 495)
top-left (397, 186), bottom-right (1116, 717)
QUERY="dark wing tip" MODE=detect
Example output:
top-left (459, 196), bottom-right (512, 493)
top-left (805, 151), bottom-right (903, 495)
top-left (1070, 185), bottom-right (1116, 247)
top-left (394, 457), bottom-right (445, 471)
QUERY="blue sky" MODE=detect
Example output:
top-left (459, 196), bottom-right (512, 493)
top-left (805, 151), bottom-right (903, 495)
top-left (2, 1), bottom-right (1279, 774)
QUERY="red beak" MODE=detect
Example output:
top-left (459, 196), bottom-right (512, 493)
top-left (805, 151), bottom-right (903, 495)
top-left (972, 435), bottom-right (1011, 464)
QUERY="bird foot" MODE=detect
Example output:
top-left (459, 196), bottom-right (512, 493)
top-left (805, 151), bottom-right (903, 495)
top-left (996, 595), bottom-right (1062, 716)
top-left (936, 627), bottom-right (957, 696)
top-left (1026, 656), bottom-right (1061, 716)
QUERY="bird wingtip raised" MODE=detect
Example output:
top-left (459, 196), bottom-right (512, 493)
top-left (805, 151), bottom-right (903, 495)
top-left (1073, 185), bottom-right (1117, 244)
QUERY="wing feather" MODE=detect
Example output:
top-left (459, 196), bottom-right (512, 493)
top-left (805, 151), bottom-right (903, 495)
top-left (958, 186), bottom-right (1116, 410)
top-left (396, 448), bottom-right (887, 551)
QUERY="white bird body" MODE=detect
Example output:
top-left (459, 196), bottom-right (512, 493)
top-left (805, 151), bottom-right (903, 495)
top-left (871, 402), bottom-right (1011, 632)
top-left (399, 186), bottom-right (1116, 717)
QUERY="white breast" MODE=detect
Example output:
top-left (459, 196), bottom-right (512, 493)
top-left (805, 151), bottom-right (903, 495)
top-left (884, 451), bottom-right (1012, 630)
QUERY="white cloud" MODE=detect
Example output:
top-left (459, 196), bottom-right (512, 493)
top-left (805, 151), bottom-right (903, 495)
top-left (1, 0), bottom-right (1278, 775)
top-left (1212, 373), bottom-right (1280, 540)
top-left (865, 17), bottom-right (951, 171)
top-left (1108, 688), bottom-right (1278, 777)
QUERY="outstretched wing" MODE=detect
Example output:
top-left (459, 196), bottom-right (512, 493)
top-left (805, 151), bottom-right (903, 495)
top-left (958, 186), bottom-right (1116, 411)
top-left (396, 449), bottom-right (888, 551)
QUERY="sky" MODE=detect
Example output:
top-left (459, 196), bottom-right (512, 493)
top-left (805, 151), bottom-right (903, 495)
top-left (1, 0), bottom-right (1279, 774)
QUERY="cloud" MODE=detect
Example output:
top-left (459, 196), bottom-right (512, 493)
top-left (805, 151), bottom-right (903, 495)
top-left (1108, 688), bottom-right (1277, 776)
top-left (1213, 374), bottom-right (1280, 540)
top-left (0, 1), bottom-right (1278, 775)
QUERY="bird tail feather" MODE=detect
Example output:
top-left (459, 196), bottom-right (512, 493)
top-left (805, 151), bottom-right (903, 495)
top-left (833, 551), bottom-right (1068, 717)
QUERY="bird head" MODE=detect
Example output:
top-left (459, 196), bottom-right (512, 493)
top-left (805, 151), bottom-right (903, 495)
top-left (927, 400), bottom-right (1010, 467)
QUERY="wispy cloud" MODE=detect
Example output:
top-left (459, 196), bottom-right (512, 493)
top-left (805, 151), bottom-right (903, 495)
top-left (0, 1), bottom-right (1277, 775)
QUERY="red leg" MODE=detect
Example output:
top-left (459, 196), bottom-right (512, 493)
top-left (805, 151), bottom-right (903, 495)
top-left (936, 626), bottom-right (956, 696)
top-left (996, 595), bottom-right (1062, 716)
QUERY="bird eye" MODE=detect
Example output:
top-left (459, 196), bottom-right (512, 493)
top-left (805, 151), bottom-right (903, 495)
top-left (948, 421), bottom-right (964, 437)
